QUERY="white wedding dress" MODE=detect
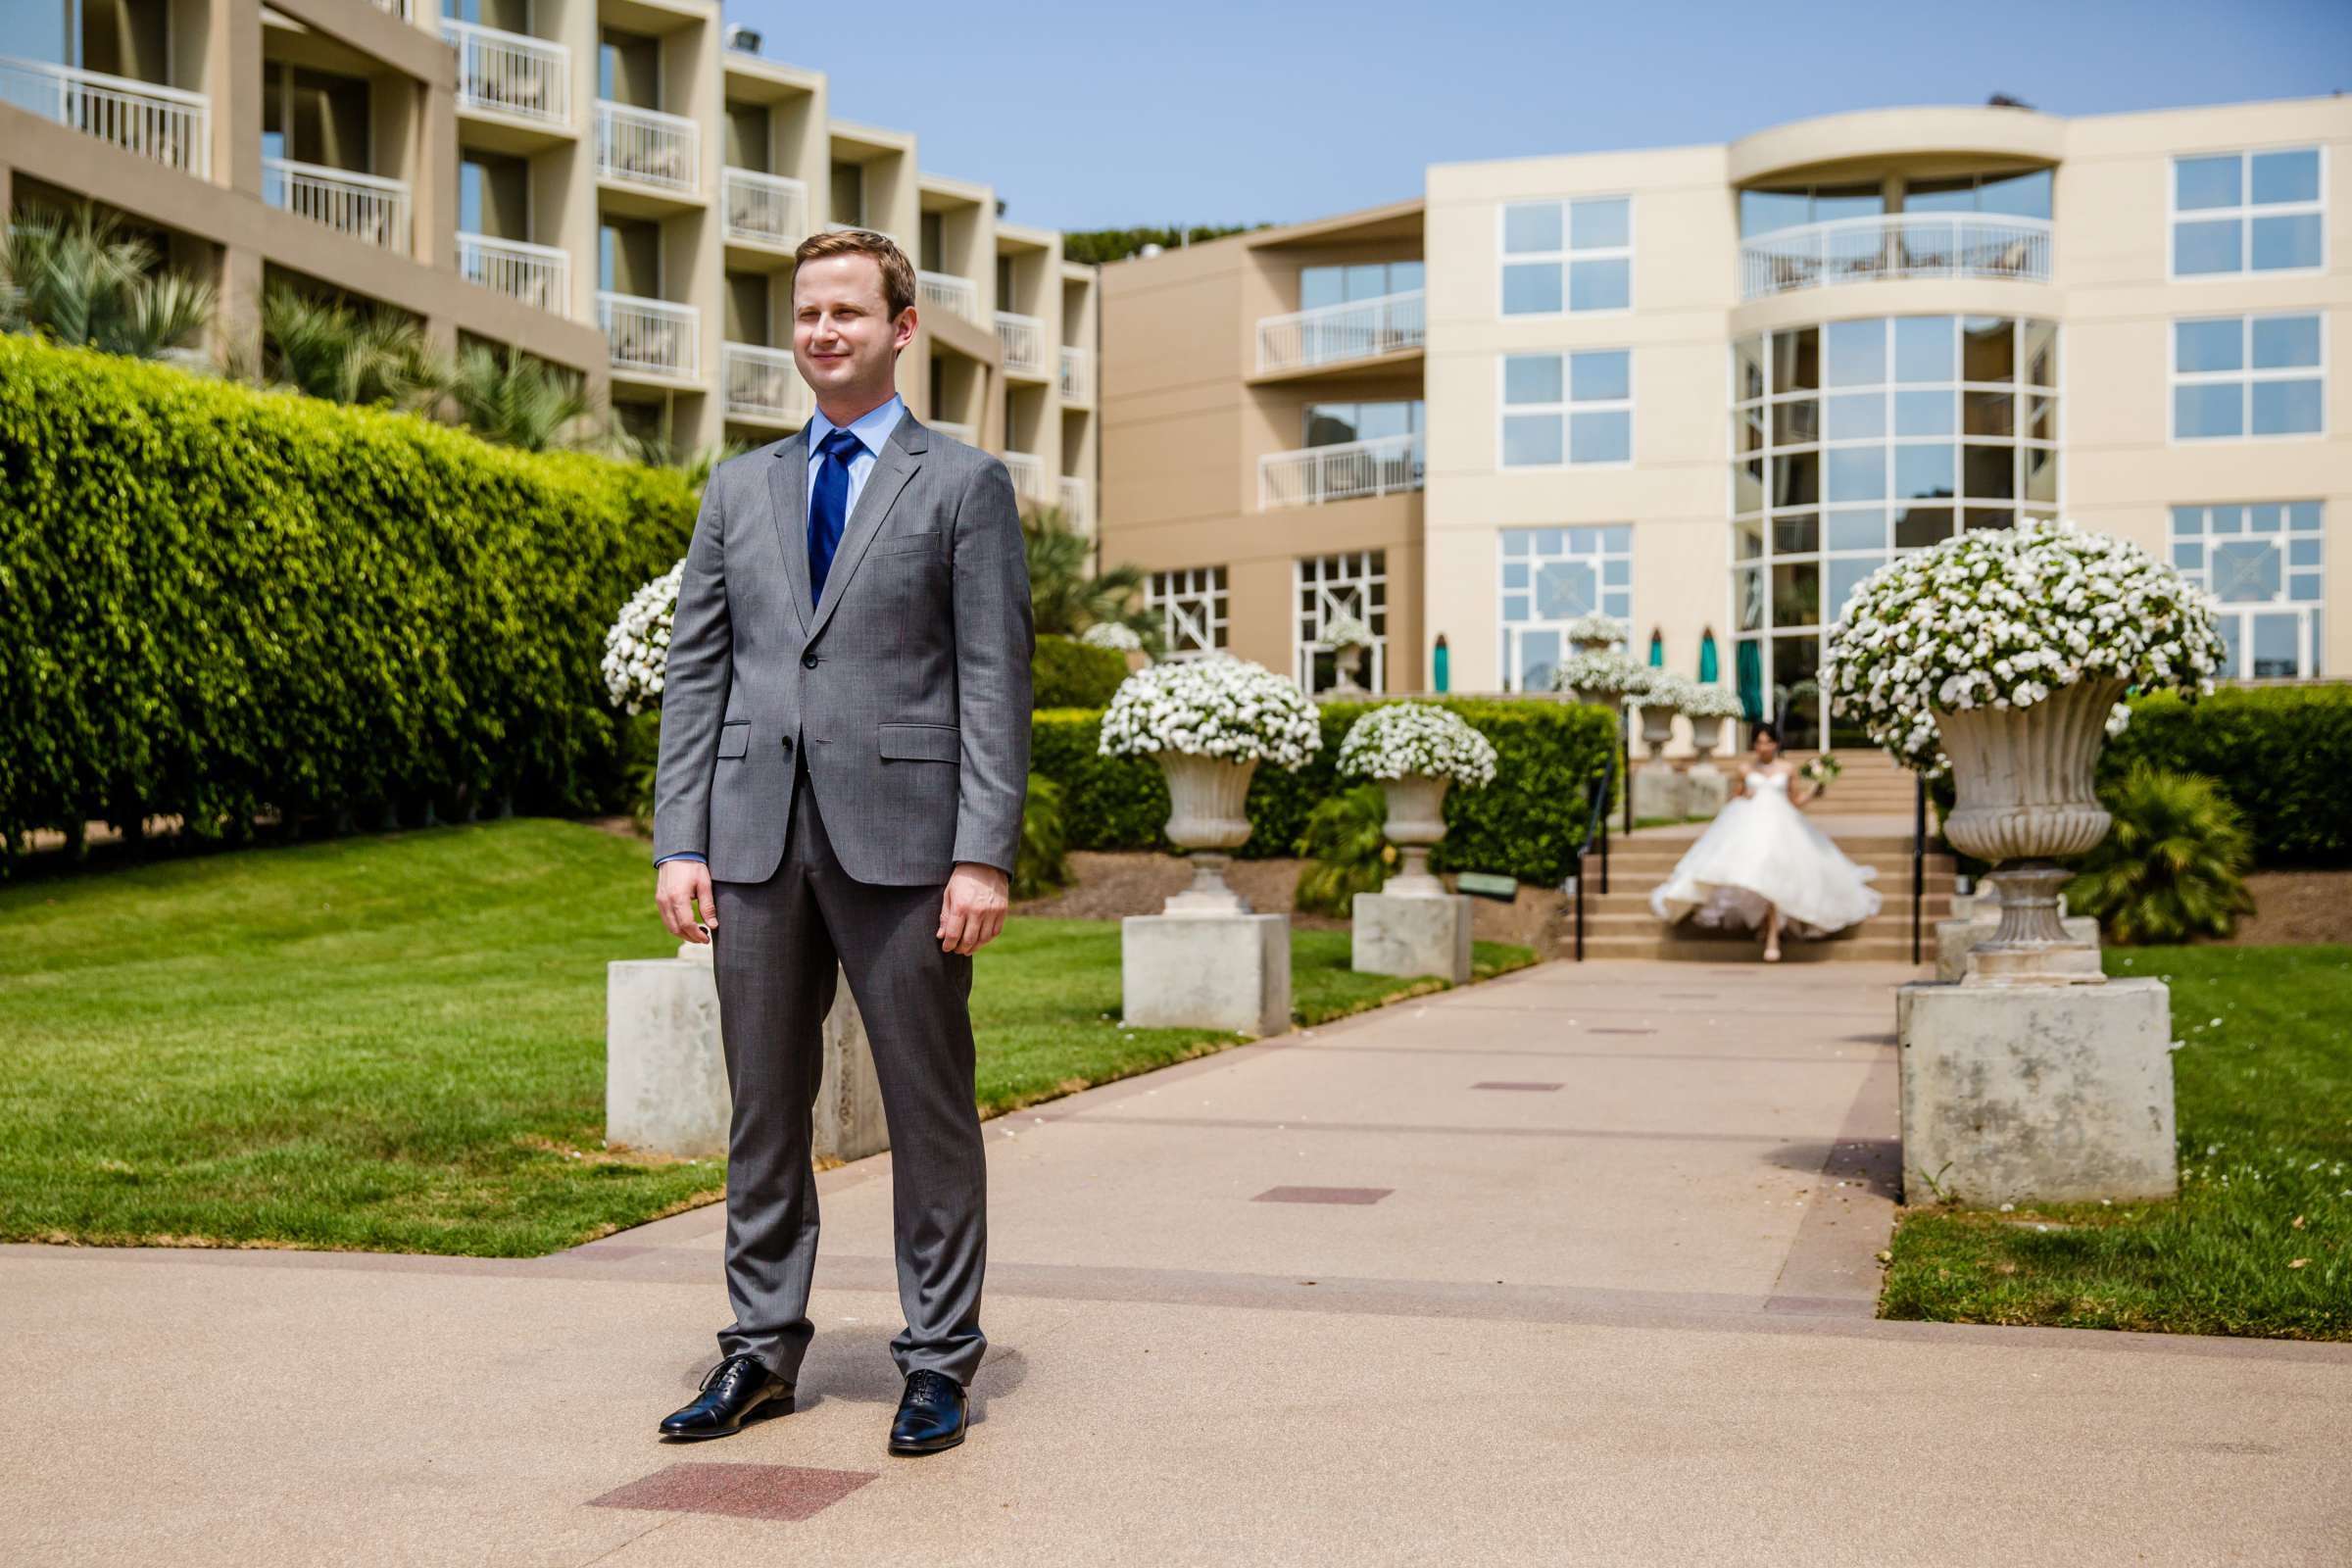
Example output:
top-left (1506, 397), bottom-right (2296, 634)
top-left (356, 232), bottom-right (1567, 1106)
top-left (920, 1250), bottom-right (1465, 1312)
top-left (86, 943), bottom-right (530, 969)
top-left (1648, 769), bottom-right (1883, 938)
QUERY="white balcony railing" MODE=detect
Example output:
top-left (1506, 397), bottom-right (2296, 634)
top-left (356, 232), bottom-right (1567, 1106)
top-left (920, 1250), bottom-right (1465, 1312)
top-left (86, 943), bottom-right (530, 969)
top-left (722, 168), bottom-right (808, 250)
top-left (1058, 344), bottom-right (1091, 403)
top-left (598, 291), bottom-right (700, 380)
top-left (1256, 287), bottom-right (1424, 375)
top-left (1739, 214), bottom-right (2053, 301)
top-left (0, 56), bottom-right (210, 176)
top-left (722, 341), bottom-right (811, 425)
top-left (1258, 433), bottom-right (1424, 510)
top-left (263, 158), bottom-right (411, 252)
top-left (368, 0), bottom-right (412, 17)
top-left (596, 101), bottom-right (699, 194)
top-left (458, 232), bottom-right (569, 317)
top-left (995, 312), bottom-right (1046, 376)
top-left (444, 20), bottom-right (569, 127)
top-left (1002, 451), bottom-right (1051, 506)
top-left (1057, 474), bottom-right (1091, 530)
top-left (931, 419), bottom-right (977, 445)
top-left (917, 270), bottom-right (978, 324)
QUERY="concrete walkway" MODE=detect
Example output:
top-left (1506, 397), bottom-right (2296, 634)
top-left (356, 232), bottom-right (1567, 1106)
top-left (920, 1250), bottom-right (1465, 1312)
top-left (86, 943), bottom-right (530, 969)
top-left (5, 959), bottom-right (2348, 1565)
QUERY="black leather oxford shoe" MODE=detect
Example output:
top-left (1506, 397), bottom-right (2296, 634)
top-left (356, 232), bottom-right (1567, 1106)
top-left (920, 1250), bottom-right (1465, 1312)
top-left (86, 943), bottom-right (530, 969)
top-left (887, 1369), bottom-right (968, 1455)
top-left (658, 1353), bottom-right (794, 1440)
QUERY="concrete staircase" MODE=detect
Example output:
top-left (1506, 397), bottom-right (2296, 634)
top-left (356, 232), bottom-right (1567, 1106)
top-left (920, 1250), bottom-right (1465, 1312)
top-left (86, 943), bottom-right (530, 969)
top-left (1567, 749), bottom-right (1949, 962)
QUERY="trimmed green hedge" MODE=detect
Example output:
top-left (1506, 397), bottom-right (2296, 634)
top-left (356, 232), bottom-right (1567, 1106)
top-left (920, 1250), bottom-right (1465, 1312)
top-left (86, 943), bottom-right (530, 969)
top-left (1032, 697), bottom-right (1618, 887)
top-left (1031, 634), bottom-right (1129, 710)
top-left (0, 335), bottom-right (698, 863)
top-left (2100, 686), bottom-right (2352, 868)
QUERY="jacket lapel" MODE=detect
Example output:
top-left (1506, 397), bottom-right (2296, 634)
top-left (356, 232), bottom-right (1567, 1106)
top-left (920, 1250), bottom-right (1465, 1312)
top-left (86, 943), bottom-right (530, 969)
top-left (807, 414), bottom-right (927, 644)
top-left (765, 428), bottom-right (812, 637)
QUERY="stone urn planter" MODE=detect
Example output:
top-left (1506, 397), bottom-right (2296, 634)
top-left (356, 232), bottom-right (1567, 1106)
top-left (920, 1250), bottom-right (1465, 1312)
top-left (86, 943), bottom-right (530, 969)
top-left (1378, 774), bottom-right (1450, 898)
top-left (1156, 752), bottom-right (1260, 915)
top-left (1936, 676), bottom-right (2126, 985)
top-left (1330, 641), bottom-right (1370, 694)
top-left (1635, 699), bottom-right (1678, 755)
top-left (1688, 713), bottom-right (1727, 756)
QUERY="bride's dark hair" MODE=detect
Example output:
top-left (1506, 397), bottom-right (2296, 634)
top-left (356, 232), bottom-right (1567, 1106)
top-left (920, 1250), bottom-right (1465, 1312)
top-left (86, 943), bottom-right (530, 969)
top-left (1753, 720), bottom-right (1781, 745)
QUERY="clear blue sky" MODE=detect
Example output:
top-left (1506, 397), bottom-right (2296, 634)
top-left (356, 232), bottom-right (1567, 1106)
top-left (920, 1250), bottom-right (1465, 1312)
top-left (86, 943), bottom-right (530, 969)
top-left (727, 0), bottom-right (2351, 231)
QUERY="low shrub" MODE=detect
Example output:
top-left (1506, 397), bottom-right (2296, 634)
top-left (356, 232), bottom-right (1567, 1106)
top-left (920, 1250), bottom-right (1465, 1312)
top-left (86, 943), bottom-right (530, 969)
top-left (1013, 772), bottom-right (1070, 900)
top-left (1292, 784), bottom-right (1391, 916)
top-left (1031, 634), bottom-right (1130, 710)
top-left (2098, 686), bottom-right (2352, 868)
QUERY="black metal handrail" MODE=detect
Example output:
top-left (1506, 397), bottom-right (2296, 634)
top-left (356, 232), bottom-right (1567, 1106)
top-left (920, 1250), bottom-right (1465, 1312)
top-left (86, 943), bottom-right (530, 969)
top-left (1911, 769), bottom-right (1927, 964)
top-left (1571, 750), bottom-right (1619, 962)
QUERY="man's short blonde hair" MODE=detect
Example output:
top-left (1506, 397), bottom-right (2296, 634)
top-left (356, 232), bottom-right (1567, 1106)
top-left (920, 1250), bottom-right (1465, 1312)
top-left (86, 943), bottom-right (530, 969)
top-left (792, 228), bottom-right (917, 320)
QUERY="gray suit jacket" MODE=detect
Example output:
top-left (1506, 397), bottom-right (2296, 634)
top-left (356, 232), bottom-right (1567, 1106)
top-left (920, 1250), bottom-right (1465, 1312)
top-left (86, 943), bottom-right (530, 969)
top-left (652, 415), bottom-right (1035, 886)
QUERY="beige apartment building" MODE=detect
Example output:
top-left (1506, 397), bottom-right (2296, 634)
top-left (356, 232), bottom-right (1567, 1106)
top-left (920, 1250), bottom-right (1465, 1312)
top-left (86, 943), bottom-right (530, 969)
top-left (0, 0), bottom-right (1099, 520)
top-left (1102, 96), bottom-right (2349, 747)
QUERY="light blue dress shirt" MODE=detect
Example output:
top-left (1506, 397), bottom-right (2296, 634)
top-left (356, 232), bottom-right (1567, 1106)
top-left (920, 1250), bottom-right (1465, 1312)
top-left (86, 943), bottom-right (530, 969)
top-left (659, 395), bottom-right (909, 870)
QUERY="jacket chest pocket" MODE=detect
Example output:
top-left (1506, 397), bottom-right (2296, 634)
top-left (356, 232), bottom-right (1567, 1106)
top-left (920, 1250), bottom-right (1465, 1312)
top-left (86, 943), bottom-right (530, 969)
top-left (873, 529), bottom-right (940, 559)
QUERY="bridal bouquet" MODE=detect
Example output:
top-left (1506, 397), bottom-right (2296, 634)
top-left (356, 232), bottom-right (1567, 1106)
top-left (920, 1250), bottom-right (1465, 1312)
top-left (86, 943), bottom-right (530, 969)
top-left (1336, 703), bottom-right (1499, 789)
top-left (1551, 649), bottom-right (1655, 701)
top-left (1799, 754), bottom-right (1842, 791)
top-left (1823, 518), bottom-right (2223, 770)
top-left (1098, 655), bottom-right (1322, 769)
top-left (603, 559), bottom-right (685, 714)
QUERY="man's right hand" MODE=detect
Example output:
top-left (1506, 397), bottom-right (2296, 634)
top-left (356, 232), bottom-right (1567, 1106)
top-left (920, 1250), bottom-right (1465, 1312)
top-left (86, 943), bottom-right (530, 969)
top-left (657, 859), bottom-right (718, 944)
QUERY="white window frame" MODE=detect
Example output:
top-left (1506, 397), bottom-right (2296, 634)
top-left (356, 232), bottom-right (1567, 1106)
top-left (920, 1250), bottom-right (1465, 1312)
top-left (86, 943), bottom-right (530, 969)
top-left (1497, 194), bottom-right (1634, 319)
top-left (1496, 349), bottom-right (1635, 471)
top-left (2168, 144), bottom-right (2327, 281)
top-left (2169, 502), bottom-right (2326, 679)
top-left (1148, 565), bottom-right (1227, 661)
top-left (2169, 311), bottom-right (2327, 445)
top-left (1293, 551), bottom-right (1387, 695)
top-left (1496, 525), bottom-right (1635, 694)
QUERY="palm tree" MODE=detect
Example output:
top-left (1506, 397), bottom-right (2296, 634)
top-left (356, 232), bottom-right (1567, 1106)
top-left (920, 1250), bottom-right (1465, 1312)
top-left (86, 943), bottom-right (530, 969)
top-left (253, 283), bottom-right (445, 411)
top-left (446, 343), bottom-right (595, 451)
top-left (1022, 506), bottom-right (1156, 650)
top-left (0, 205), bottom-right (216, 362)
top-left (2068, 765), bottom-right (2257, 944)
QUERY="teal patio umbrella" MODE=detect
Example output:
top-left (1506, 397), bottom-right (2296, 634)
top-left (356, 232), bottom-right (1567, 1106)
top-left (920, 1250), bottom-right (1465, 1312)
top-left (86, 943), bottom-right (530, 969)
top-left (1647, 629), bottom-right (1664, 666)
top-left (1736, 639), bottom-right (1763, 722)
top-left (1697, 629), bottom-right (1719, 684)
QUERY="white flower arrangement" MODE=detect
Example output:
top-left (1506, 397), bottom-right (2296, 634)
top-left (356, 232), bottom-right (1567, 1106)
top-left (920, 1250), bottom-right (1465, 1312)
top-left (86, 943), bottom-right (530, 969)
top-left (1080, 621), bottom-right (1144, 653)
top-left (1335, 703), bottom-right (1499, 790)
top-left (1561, 611), bottom-right (1629, 649)
top-left (1320, 612), bottom-right (1378, 652)
top-left (1676, 681), bottom-right (1746, 719)
top-left (1637, 671), bottom-right (1695, 711)
top-left (1097, 655), bottom-right (1323, 770)
top-left (1550, 649), bottom-right (1656, 701)
top-left (602, 560), bottom-right (684, 715)
top-left (1823, 518), bottom-right (2224, 770)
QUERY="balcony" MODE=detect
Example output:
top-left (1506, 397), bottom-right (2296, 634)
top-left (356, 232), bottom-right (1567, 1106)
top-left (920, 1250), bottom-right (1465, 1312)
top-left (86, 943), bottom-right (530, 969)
top-left (458, 232), bottom-right (569, 317)
top-left (0, 56), bottom-right (209, 176)
top-left (1255, 288), bottom-right (1423, 376)
top-left (598, 291), bottom-right (699, 381)
top-left (264, 158), bottom-right (411, 252)
top-left (996, 312), bottom-right (1046, 377)
top-left (1057, 474), bottom-right (1091, 530)
top-left (1002, 451), bottom-right (1051, 507)
top-left (722, 342), bottom-right (810, 425)
top-left (597, 101), bottom-right (699, 196)
top-left (917, 270), bottom-right (978, 325)
top-left (1258, 433), bottom-right (1423, 511)
top-left (1058, 345), bottom-right (1091, 404)
top-left (368, 0), bottom-right (411, 16)
top-left (444, 20), bottom-right (570, 129)
top-left (1739, 214), bottom-right (2053, 301)
top-left (722, 168), bottom-right (808, 251)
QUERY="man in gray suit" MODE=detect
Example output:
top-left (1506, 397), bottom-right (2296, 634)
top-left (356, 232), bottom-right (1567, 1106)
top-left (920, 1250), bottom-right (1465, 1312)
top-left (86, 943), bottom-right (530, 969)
top-left (647, 228), bottom-right (1033, 1456)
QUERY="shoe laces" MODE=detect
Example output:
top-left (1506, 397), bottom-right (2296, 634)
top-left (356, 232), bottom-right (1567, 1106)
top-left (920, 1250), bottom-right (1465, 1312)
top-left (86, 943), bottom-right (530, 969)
top-left (905, 1369), bottom-right (958, 1406)
top-left (701, 1352), bottom-right (765, 1393)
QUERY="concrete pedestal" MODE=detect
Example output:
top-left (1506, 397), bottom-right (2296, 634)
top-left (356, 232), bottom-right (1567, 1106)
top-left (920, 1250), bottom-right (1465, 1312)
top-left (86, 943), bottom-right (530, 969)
top-left (1683, 763), bottom-right (1731, 817)
top-left (1631, 762), bottom-right (1686, 822)
top-left (1936, 912), bottom-right (2101, 983)
top-left (1352, 891), bottom-right (1472, 983)
top-left (1121, 913), bottom-right (1290, 1037)
top-left (1896, 976), bottom-right (2177, 1206)
top-left (607, 945), bottom-right (887, 1163)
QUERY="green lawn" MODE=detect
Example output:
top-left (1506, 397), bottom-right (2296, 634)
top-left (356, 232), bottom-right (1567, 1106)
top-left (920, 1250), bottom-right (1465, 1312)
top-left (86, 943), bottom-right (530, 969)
top-left (1881, 945), bottom-right (2352, 1340)
top-left (0, 820), bottom-right (1531, 1257)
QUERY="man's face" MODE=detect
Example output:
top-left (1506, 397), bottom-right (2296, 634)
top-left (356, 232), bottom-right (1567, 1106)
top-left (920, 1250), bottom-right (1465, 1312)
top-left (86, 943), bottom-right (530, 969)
top-left (792, 254), bottom-right (914, 404)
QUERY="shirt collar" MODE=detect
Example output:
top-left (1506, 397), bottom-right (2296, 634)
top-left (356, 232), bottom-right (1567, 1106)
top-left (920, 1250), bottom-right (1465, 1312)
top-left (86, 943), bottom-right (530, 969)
top-left (807, 394), bottom-right (906, 459)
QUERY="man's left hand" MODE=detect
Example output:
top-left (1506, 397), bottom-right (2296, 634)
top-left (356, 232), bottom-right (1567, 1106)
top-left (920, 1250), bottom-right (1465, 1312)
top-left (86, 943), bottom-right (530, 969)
top-left (938, 862), bottom-right (1010, 956)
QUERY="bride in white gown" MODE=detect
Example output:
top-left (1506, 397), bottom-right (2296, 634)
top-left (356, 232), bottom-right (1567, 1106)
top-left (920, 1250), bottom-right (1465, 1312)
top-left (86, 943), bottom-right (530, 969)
top-left (1647, 722), bottom-right (1883, 961)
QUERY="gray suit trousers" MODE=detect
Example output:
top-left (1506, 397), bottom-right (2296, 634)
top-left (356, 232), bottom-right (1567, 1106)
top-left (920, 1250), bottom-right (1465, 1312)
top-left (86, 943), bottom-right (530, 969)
top-left (708, 752), bottom-right (988, 1386)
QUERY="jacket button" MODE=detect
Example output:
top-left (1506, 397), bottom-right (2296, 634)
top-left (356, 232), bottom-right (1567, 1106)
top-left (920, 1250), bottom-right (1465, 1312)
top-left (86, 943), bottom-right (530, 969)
top-left (802, 652), bottom-right (818, 669)
top-left (780, 736), bottom-right (794, 753)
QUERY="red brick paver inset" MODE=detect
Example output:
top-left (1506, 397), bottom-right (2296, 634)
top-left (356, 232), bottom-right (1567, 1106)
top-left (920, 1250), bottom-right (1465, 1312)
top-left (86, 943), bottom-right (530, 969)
top-left (1252, 1186), bottom-right (1393, 1205)
top-left (587, 1462), bottom-right (877, 1523)
top-left (1472, 1082), bottom-right (1564, 1092)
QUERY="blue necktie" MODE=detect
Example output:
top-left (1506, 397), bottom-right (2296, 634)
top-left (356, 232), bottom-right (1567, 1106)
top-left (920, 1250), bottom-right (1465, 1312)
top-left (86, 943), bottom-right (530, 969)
top-left (808, 427), bottom-right (862, 609)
